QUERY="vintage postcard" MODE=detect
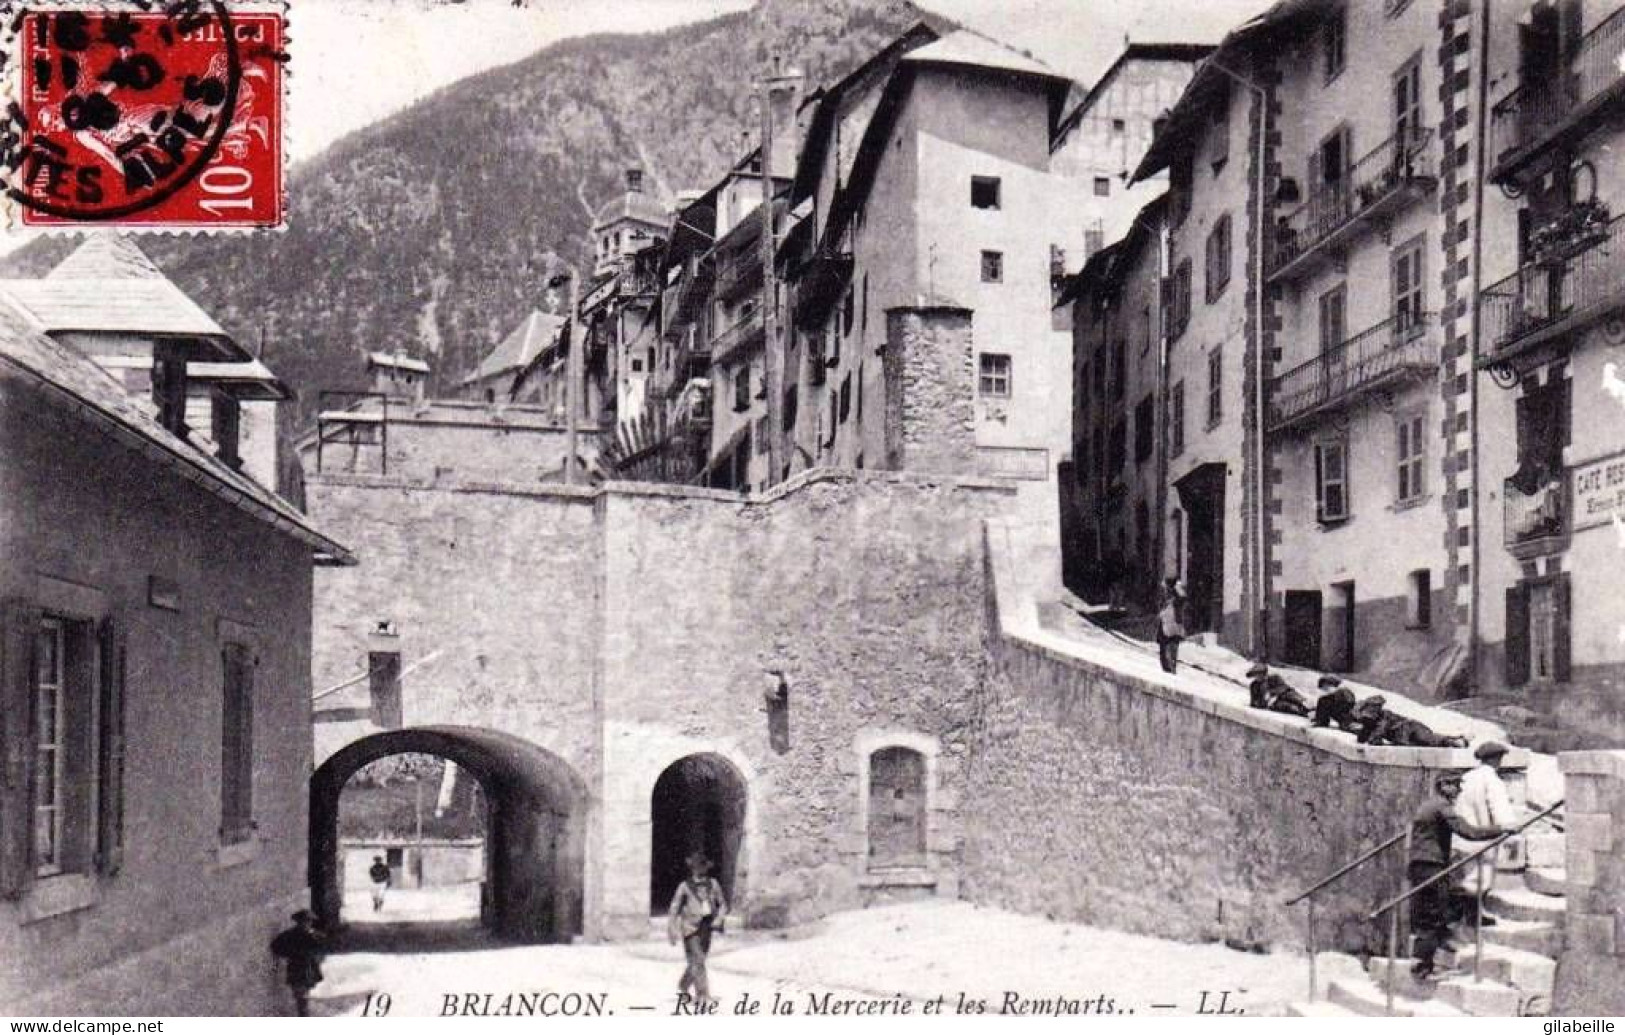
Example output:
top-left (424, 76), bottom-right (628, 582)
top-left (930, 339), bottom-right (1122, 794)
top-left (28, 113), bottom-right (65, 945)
top-left (0, 0), bottom-right (1621, 1024)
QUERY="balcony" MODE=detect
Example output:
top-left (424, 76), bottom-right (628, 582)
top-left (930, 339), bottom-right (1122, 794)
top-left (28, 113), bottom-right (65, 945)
top-left (710, 307), bottom-right (765, 365)
top-left (1267, 312), bottom-right (1437, 433)
top-left (1489, 6), bottom-right (1625, 185)
top-left (791, 247), bottom-right (853, 330)
top-left (714, 250), bottom-right (763, 301)
top-left (1477, 210), bottom-right (1625, 369)
top-left (1269, 128), bottom-right (1436, 283)
top-left (1504, 471), bottom-right (1569, 559)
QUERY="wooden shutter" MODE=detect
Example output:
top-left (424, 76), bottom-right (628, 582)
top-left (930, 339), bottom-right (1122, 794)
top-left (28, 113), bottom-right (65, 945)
top-left (1505, 584), bottom-right (1531, 687)
top-left (96, 618), bottom-right (127, 876)
top-left (1, 599), bottom-right (41, 897)
top-left (1553, 574), bottom-right (1572, 684)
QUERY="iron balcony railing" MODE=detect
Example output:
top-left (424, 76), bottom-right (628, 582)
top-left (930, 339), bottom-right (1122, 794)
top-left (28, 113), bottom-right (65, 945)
top-left (710, 306), bottom-right (765, 363)
top-left (714, 249), bottom-right (763, 300)
top-left (1271, 128), bottom-right (1435, 281)
top-left (1504, 470), bottom-right (1569, 554)
top-left (1478, 211), bottom-right (1625, 365)
top-left (1489, 5), bottom-right (1625, 183)
top-left (1268, 312), bottom-right (1437, 432)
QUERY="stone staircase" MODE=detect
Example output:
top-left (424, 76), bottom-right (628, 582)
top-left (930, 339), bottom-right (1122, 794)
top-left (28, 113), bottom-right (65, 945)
top-left (1286, 827), bottom-right (1566, 1017)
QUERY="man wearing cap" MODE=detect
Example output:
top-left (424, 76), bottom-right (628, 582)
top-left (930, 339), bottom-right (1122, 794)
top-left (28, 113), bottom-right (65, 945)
top-left (1156, 578), bottom-right (1186, 675)
top-left (1310, 675), bottom-right (1359, 731)
top-left (667, 850), bottom-right (728, 1006)
top-left (270, 909), bottom-right (326, 1016)
top-left (1456, 741), bottom-right (1519, 918)
top-left (1247, 662), bottom-right (1310, 717)
top-left (1408, 773), bottom-right (1502, 980)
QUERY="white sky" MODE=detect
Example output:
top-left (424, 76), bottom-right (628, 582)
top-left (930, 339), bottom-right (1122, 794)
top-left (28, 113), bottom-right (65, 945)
top-left (0, 0), bottom-right (1271, 253)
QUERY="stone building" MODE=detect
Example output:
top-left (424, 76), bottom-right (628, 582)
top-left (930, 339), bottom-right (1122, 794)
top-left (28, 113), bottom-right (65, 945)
top-left (0, 236), bottom-right (351, 1014)
top-left (1059, 195), bottom-right (1170, 608)
top-left (457, 310), bottom-right (562, 405)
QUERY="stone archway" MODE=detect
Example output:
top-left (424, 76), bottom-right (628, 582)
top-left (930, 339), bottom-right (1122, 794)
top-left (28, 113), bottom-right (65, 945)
top-left (648, 753), bottom-right (747, 914)
top-left (310, 726), bottom-right (586, 943)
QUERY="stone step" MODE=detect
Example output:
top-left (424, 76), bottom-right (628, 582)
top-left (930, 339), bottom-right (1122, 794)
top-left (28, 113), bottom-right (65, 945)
top-left (1441, 943), bottom-right (1557, 997)
top-left (1487, 887), bottom-right (1567, 924)
top-left (1327, 977), bottom-right (1465, 1017)
top-left (1482, 919), bottom-right (1565, 956)
top-left (1524, 867), bottom-right (1567, 898)
top-left (1435, 975), bottom-right (1525, 1015)
top-left (1525, 832), bottom-right (1566, 870)
top-left (1285, 999), bottom-right (1357, 1017)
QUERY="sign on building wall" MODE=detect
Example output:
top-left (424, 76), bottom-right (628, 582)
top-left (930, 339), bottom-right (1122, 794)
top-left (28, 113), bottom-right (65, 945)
top-left (1572, 450), bottom-right (1625, 532)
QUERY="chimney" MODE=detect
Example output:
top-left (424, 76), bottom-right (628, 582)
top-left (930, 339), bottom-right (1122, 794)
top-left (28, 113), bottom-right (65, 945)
top-left (625, 168), bottom-right (644, 194)
top-left (765, 60), bottom-right (805, 180)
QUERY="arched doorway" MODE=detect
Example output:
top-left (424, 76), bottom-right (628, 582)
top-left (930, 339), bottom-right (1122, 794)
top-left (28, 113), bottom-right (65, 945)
top-left (649, 753), bottom-right (747, 914)
top-left (310, 726), bottom-right (586, 943)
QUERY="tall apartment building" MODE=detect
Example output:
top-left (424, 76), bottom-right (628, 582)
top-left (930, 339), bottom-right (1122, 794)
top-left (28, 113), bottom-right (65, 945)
top-left (1079, 0), bottom-right (1625, 741)
top-left (1476, 0), bottom-right (1625, 740)
top-left (1060, 196), bottom-right (1170, 608)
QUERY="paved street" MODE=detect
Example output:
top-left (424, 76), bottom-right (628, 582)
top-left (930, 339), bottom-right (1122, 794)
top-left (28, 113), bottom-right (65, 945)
top-left (313, 900), bottom-right (1308, 1018)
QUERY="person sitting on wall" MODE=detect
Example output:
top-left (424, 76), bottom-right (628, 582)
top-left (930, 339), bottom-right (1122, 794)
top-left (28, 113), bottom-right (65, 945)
top-left (1247, 662), bottom-right (1312, 717)
top-left (1310, 675), bottom-right (1360, 731)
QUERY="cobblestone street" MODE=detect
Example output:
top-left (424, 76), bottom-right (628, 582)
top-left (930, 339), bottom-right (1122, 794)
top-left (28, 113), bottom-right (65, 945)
top-left (313, 900), bottom-right (1308, 1018)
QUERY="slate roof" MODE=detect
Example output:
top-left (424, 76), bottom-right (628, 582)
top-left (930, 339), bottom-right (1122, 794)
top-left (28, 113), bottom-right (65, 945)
top-left (593, 189), bottom-right (669, 231)
top-left (899, 29), bottom-right (1069, 82)
top-left (0, 235), bottom-right (247, 358)
top-left (461, 311), bottom-right (563, 386)
top-left (0, 293), bottom-right (353, 564)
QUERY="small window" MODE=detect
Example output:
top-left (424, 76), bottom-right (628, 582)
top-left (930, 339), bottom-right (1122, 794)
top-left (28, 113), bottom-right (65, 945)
top-left (630, 355), bottom-right (645, 373)
top-left (1134, 393), bottom-right (1155, 463)
top-left (978, 353), bottom-right (1012, 398)
top-left (1205, 214), bottom-right (1232, 303)
top-left (842, 286), bottom-right (856, 336)
top-left (1408, 569), bottom-right (1432, 629)
top-left (1323, 8), bottom-right (1347, 82)
top-left (1392, 236), bottom-right (1425, 335)
top-left (1093, 177), bottom-right (1111, 197)
top-left (980, 250), bottom-right (1004, 283)
top-left (1397, 412), bottom-right (1426, 502)
top-left (1169, 380), bottom-right (1186, 457)
top-left (783, 383), bottom-right (798, 432)
top-left (1208, 82), bottom-right (1231, 168)
top-left (733, 367), bottom-right (750, 413)
top-left (1315, 438), bottom-right (1350, 523)
top-left (1111, 118), bottom-right (1126, 133)
top-left (1170, 260), bottom-right (1192, 339)
top-left (1206, 348), bottom-right (1223, 428)
top-left (839, 374), bottom-right (852, 424)
top-left (970, 176), bottom-right (1002, 210)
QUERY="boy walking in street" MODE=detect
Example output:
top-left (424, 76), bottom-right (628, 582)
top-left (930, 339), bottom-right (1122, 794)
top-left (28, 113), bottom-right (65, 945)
top-left (270, 910), bottom-right (327, 1017)
top-left (369, 855), bottom-right (391, 912)
top-left (1156, 578), bottom-right (1186, 675)
top-left (1408, 774), bottom-right (1503, 979)
top-left (668, 850), bottom-right (728, 1006)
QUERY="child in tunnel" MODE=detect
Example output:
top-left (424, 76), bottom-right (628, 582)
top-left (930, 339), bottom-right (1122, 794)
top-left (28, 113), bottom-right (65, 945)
top-left (667, 850), bottom-right (728, 1006)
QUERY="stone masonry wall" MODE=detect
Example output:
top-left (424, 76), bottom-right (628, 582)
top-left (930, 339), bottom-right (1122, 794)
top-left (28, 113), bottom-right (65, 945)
top-left (882, 306), bottom-right (976, 474)
top-left (962, 519), bottom-right (1514, 953)
top-left (1554, 750), bottom-right (1625, 1016)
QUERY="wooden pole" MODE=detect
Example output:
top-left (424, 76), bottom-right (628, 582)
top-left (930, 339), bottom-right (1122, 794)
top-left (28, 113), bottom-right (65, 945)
top-left (565, 268), bottom-right (581, 485)
top-left (759, 59), bottom-right (781, 488)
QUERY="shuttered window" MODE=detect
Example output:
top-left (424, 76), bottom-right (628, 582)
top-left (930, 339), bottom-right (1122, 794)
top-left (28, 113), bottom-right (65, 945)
top-left (1315, 438), bottom-right (1350, 522)
top-left (220, 643), bottom-right (255, 846)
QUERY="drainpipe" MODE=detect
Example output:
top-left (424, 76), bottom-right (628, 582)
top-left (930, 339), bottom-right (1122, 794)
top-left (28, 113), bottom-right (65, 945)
top-left (1467, 0), bottom-right (1492, 688)
top-left (1209, 58), bottom-right (1271, 660)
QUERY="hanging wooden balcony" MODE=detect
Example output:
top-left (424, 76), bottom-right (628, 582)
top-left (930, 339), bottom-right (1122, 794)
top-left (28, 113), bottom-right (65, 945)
top-left (1504, 470), bottom-right (1569, 560)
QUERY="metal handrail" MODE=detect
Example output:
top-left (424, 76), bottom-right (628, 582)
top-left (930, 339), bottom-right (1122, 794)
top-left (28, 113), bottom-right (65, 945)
top-left (1285, 831), bottom-right (1407, 906)
top-left (1367, 798), bottom-right (1565, 922)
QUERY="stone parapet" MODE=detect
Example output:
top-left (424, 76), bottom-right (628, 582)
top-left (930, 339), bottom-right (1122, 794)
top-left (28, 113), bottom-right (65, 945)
top-left (1554, 750), bottom-right (1625, 1016)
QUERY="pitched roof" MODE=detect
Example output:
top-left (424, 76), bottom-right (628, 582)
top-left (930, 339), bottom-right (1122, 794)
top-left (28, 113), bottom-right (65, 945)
top-left (899, 29), bottom-right (1069, 82)
top-left (593, 189), bottom-right (669, 231)
top-left (1132, 0), bottom-right (1326, 182)
top-left (461, 311), bottom-right (563, 385)
top-left (0, 295), bottom-right (352, 564)
top-left (1053, 42), bottom-right (1213, 148)
top-left (188, 358), bottom-right (292, 401)
top-left (0, 235), bottom-right (247, 359)
top-left (366, 351), bottom-right (431, 374)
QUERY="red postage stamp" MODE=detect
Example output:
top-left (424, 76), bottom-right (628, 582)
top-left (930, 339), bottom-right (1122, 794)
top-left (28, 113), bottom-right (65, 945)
top-left (5, 2), bottom-right (285, 228)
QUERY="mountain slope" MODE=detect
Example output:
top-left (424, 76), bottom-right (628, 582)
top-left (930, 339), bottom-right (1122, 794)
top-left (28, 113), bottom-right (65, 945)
top-left (5, 0), bottom-right (943, 430)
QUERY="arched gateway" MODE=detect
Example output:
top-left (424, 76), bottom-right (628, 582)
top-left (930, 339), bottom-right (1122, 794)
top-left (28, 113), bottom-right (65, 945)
top-left (310, 726), bottom-right (586, 942)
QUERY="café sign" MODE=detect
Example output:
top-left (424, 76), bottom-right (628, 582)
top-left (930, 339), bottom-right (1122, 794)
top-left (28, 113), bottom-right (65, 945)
top-left (1572, 450), bottom-right (1625, 532)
